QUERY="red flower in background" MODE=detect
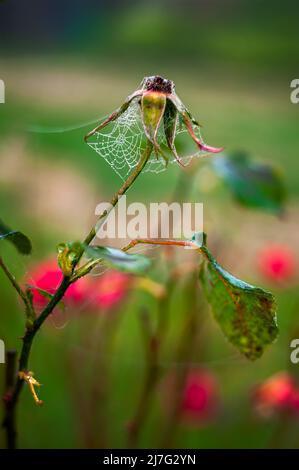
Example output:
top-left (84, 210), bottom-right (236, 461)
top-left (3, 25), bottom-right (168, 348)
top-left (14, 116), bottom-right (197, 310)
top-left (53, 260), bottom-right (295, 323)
top-left (253, 372), bottom-right (299, 417)
top-left (257, 244), bottom-right (296, 284)
top-left (26, 259), bottom-right (131, 313)
top-left (289, 389), bottom-right (299, 413)
top-left (162, 369), bottom-right (219, 427)
top-left (180, 370), bottom-right (219, 425)
top-left (87, 270), bottom-right (131, 310)
top-left (26, 260), bottom-right (88, 309)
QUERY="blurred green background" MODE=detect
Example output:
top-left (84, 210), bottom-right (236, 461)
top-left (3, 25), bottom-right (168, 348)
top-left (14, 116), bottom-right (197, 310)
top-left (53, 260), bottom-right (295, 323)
top-left (0, 0), bottom-right (299, 449)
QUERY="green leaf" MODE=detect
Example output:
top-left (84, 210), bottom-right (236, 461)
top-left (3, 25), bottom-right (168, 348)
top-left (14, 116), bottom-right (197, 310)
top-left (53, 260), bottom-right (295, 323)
top-left (57, 241), bottom-right (83, 277)
top-left (213, 151), bottom-right (286, 214)
top-left (199, 243), bottom-right (278, 360)
top-left (0, 219), bottom-right (32, 255)
top-left (85, 245), bottom-right (151, 274)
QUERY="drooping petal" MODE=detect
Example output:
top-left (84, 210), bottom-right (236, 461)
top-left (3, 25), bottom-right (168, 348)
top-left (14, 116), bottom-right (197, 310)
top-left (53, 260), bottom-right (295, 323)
top-left (164, 99), bottom-right (178, 147)
top-left (164, 99), bottom-right (187, 167)
top-left (184, 118), bottom-right (224, 153)
top-left (169, 93), bottom-right (200, 126)
top-left (169, 94), bottom-right (224, 154)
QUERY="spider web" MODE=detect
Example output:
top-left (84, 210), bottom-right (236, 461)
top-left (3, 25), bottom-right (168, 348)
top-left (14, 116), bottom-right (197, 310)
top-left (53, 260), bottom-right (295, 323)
top-left (86, 99), bottom-right (209, 181)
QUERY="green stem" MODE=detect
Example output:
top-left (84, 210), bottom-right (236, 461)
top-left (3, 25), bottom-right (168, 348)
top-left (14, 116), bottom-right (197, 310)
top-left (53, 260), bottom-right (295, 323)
top-left (3, 350), bottom-right (17, 449)
top-left (2, 142), bottom-right (153, 449)
top-left (0, 257), bottom-right (34, 321)
top-left (123, 238), bottom-right (198, 252)
top-left (126, 276), bottom-right (176, 448)
top-left (160, 274), bottom-right (200, 448)
top-left (127, 308), bottom-right (160, 448)
top-left (83, 142), bottom-right (153, 246)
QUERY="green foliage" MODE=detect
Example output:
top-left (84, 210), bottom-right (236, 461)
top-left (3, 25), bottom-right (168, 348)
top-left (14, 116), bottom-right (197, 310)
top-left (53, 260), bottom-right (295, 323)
top-left (199, 238), bottom-right (278, 360)
top-left (85, 245), bottom-right (151, 274)
top-left (0, 219), bottom-right (32, 255)
top-left (213, 151), bottom-right (286, 214)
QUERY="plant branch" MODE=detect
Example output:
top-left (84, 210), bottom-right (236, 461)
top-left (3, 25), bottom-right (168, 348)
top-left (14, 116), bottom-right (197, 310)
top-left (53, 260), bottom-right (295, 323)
top-left (161, 273), bottom-right (200, 447)
top-left (127, 308), bottom-right (161, 448)
top-left (123, 238), bottom-right (198, 251)
top-left (3, 350), bottom-right (17, 449)
top-left (2, 142), bottom-right (153, 448)
top-left (0, 257), bottom-right (34, 321)
top-left (83, 141), bottom-right (153, 246)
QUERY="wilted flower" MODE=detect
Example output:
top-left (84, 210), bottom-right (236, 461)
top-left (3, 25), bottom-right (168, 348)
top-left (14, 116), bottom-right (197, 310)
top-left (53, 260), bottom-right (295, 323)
top-left (257, 244), bottom-right (296, 284)
top-left (253, 372), bottom-right (296, 417)
top-left (85, 75), bottom-right (223, 166)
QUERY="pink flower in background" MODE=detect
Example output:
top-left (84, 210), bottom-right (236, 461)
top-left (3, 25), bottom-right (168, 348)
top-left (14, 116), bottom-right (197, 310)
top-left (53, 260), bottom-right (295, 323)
top-left (26, 259), bottom-right (131, 313)
top-left (162, 369), bottom-right (219, 427)
top-left (289, 389), bottom-right (299, 413)
top-left (253, 372), bottom-right (296, 417)
top-left (180, 370), bottom-right (219, 425)
top-left (257, 244), bottom-right (296, 284)
top-left (87, 270), bottom-right (131, 310)
top-left (26, 259), bottom-right (88, 309)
